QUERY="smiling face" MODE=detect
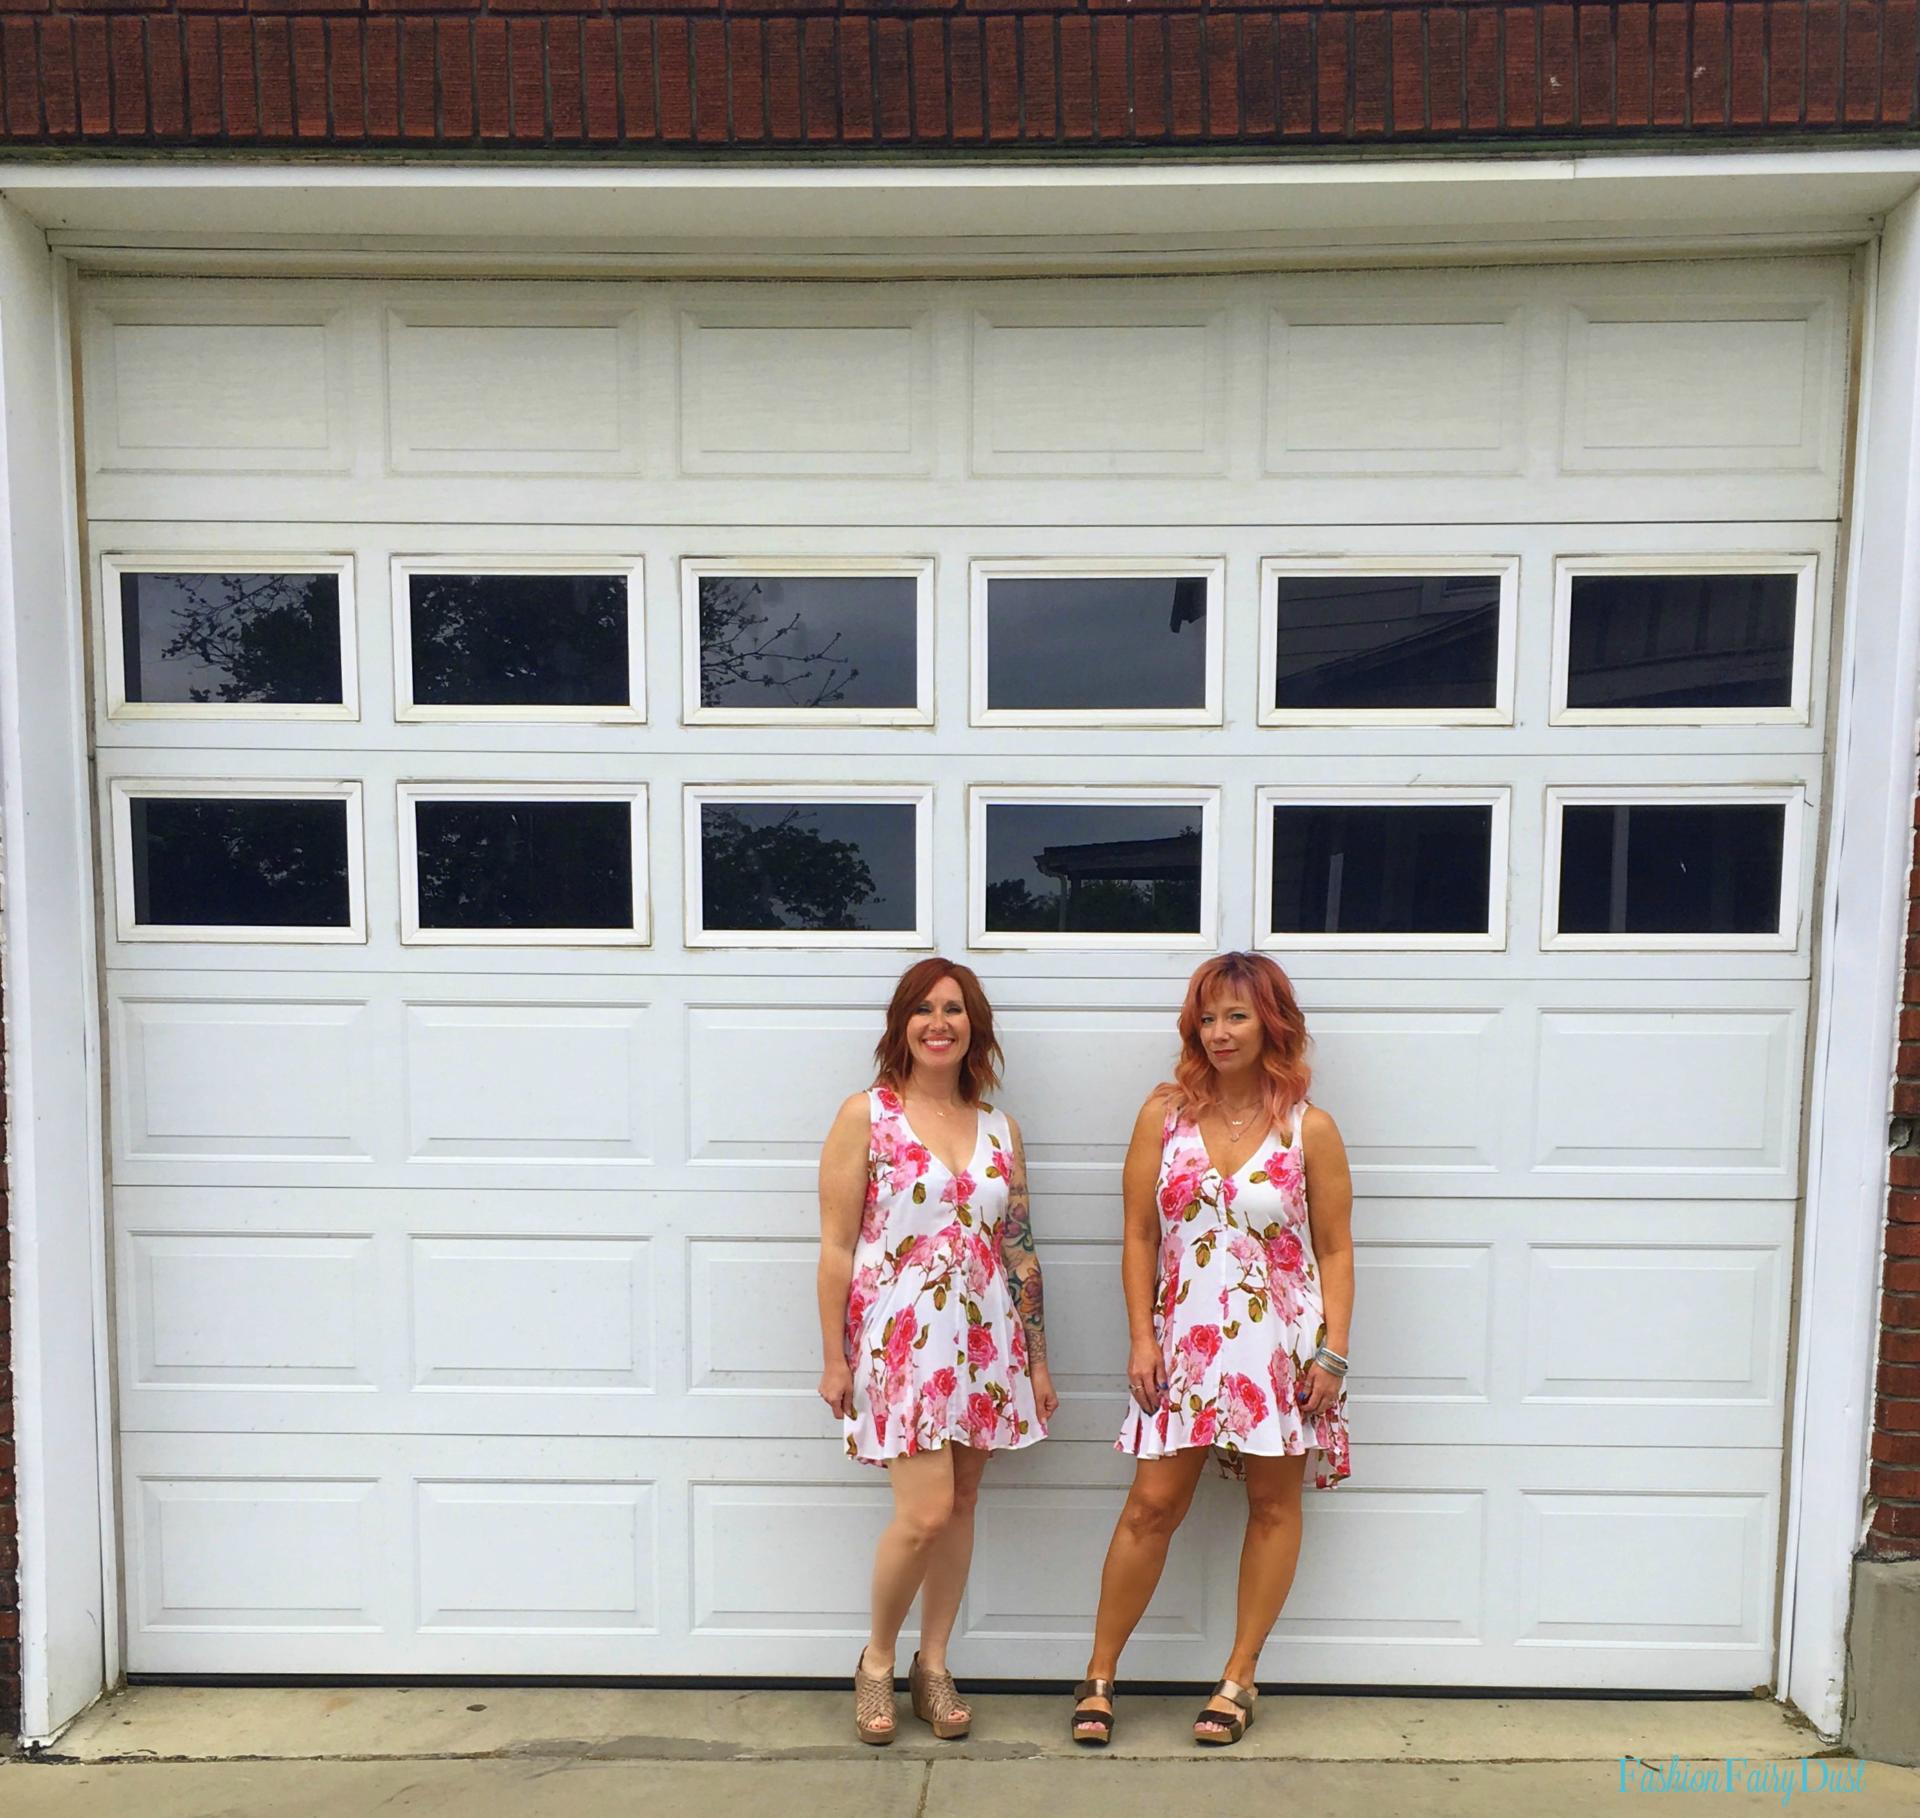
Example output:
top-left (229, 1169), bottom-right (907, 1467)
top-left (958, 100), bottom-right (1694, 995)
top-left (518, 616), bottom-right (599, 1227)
top-left (1197, 989), bottom-right (1266, 1081)
top-left (905, 976), bottom-right (971, 1079)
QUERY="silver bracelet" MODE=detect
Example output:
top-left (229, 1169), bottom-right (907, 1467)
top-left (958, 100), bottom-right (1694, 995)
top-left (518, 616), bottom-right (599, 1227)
top-left (1312, 1346), bottom-right (1349, 1377)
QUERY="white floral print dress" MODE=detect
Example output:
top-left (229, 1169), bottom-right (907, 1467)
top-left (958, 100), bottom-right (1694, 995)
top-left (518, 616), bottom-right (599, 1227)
top-left (1116, 1101), bottom-right (1352, 1488)
top-left (843, 1086), bottom-right (1048, 1465)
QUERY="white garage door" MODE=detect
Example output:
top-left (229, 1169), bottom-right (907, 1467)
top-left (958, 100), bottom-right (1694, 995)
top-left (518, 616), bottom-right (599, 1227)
top-left (84, 257), bottom-right (1847, 1687)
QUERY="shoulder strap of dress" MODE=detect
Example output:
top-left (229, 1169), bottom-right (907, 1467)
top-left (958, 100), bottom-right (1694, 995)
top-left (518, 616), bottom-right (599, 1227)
top-left (1289, 1100), bottom-right (1309, 1146)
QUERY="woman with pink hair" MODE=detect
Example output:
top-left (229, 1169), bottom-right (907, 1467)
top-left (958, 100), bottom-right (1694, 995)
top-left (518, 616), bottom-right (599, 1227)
top-left (1070, 951), bottom-right (1354, 1750)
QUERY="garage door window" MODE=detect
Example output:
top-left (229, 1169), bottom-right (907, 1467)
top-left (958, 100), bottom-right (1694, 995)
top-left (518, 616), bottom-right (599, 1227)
top-left (1546, 788), bottom-right (1800, 948)
top-left (1552, 557), bottom-right (1816, 723)
top-left (1258, 790), bottom-right (1508, 950)
top-left (686, 786), bottom-right (931, 946)
top-left (401, 785), bottom-right (648, 945)
top-left (683, 562), bottom-right (932, 724)
top-left (971, 561), bottom-right (1223, 725)
top-left (394, 561), bottom-right (644, 721)
top-left (970, 787), bottom-right (1218, 948)
top-left (110, 780), bottom-right (364, 943)
top-left (1259, 559), bottom-right (1516, 724)
top-left (105, 559), bottom-right (356, 719)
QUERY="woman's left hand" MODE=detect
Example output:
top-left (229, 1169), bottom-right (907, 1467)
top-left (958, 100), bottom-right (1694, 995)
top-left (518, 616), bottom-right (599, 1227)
top-left (1030, 1361), bottom-right (1060, 1426)
top-left (1297, 1362), bottom-right (1342, 1419)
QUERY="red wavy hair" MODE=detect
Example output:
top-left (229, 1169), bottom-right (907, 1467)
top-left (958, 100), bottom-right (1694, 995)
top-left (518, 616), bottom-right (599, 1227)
top-left (1169, 951), bottom-right (1312, 1134)
top-left (873, 957), bottom-right (1003, 1105)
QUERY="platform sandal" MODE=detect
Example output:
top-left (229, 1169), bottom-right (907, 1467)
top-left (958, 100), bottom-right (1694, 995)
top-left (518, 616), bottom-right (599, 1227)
top-left (909, 1652), bottom-right (972, 1740)
top-left (854, 1647), bottom-right (897, 1746)
top-left (1193, 1677), bottom-right (1257, 1747)
top-left (1070, 1676), bottom-right (1117, 1747)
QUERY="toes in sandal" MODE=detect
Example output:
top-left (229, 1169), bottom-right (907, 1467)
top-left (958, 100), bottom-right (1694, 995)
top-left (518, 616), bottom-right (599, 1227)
top-left (1193, 1677), bottom-right (1257, 1747)
top-left (909, 1652), bottom-right (972, 1740)
top-left (1071, 1677), bottom-right (1117, 1747)
top-left (854, 1648), bottom-right (897, 1746)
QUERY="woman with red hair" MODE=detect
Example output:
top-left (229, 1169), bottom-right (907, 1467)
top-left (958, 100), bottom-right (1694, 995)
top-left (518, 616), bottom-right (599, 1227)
top-left (817, 957), bottom-right (1056, 1745)
top-left (1071, 951), bottom-right (1354, 1750)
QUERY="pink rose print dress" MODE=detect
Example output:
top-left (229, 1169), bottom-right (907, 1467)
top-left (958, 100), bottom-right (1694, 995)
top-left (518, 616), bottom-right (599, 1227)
top-left (1116, 1101), bottom-right (1352, 1488)
top-left (843, 1086), bottom-right (1048, 1465)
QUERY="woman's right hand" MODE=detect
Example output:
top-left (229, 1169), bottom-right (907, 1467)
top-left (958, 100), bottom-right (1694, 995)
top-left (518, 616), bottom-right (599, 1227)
top-left (818, 1358), bottom-right (856, 1420)
top-left (1127, 1335), bottom-right (1166, 1414)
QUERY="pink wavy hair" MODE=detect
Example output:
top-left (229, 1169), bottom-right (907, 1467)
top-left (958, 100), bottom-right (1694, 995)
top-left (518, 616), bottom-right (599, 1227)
top-left (1168, 951), bottom-right (1312, 1134)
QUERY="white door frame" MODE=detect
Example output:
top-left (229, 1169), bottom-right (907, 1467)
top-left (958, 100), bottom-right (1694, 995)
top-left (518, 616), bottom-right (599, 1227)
top-left (4, 157), bottom-right (1920, 1744)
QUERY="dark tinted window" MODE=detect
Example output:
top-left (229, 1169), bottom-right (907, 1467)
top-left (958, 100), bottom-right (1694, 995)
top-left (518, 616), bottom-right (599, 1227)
top-left (408, 573), bottom-right (630, 708)
top-left (983, 802), bottom-right (1203, 935)
top-left (1558, 803), bottom-right (1786, 936)
top-left (120, 571), bottom-right (343, 706)
top-left (699, 801), bottom-right (918, 933)
top-left (1565, 573), bottom-right (1798, 711)
top-left (1272, 574), bottom-right (1501, 712)
top-left (129, 797), bottom-right (351, 928)
top-left (697, 575), bottom-right (918, 711)
top-left (985, 576), bottom-right (1209, 713)
top-left (1269, 804), bottom-right (1494, 936)
top-left (415, 800), bottom-right (634, 931)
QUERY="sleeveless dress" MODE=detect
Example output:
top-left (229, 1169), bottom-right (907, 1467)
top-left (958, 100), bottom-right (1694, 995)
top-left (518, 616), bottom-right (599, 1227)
top-left (1116, 1100), bottom-right (1352, 1487)
top-left (843, 1086), bottom-right (1048, 1465)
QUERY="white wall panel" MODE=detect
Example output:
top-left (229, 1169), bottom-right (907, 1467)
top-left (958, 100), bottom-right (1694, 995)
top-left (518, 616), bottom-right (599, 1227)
top-left (132, 1475), bottom-right (381, 1630)
top-left (410, 1238), bottom-right (654, 1391)
top-left (1268, 311), bottom-right (1523, 474)
top-left (403, 1003), bottom-right (656, 1163)
top-left (689, 1482), bottom-right (895, 1634)
top-left (415, 1482), bottom-right (656, 1630)
top-left (1349, 1245), bottom-right (1493, 1402)
top-left (685, 1004), bottom-right (871, 1165)
top-left (972, 306), bottom-right (1226, 475)
top-left (115, 997), bottom-right (376, 1160)
top-left (687, 1239), bottom-right (821, 1395)
top-left (1532, 1009), bottom-right (1796, 1181)
top-left (386, 309), bottom-right (641, 474)
top-left (1273, 1491), bottom-right (1485, 1638)
top-left (128, 1232), bottom-right (376, 1387)
top-left (1517, 1491), bottom-right (1769, 1644)
top-left (678, 307), bottom-right (932, 474)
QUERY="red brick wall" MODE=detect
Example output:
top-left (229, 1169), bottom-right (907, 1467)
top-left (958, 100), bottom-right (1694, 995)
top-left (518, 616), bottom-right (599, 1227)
top-left (1875, 787), bottom-right (1920, 1559)
top-left (0, 0), bottom-right (1916, 150)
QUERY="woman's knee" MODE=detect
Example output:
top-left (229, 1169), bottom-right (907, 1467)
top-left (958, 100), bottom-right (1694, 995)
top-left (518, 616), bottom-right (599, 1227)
top-left (895, 1487), bottom-right (957, 1547)
top-left (1120, 1483), bottom-right (1192, 1541)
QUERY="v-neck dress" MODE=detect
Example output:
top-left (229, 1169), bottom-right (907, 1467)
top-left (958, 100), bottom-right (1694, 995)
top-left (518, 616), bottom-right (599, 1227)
top-left (842, 1085), bottom-right (1048, 1465)
top-left (1116, 1101), bottom-right (1352, 1487)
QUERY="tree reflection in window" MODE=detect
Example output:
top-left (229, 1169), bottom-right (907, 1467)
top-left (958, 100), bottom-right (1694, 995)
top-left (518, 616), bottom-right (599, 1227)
top-left (984, 804), bottom-right (1203, 934)
top-left (699, 801), bottom-right (917, 932)
top-left (697, 575), bottom-right (917, 711)
top-left (120, 572), bottom-right (343, 705)
top-left (415, 800), bottom-right (633, 931)
top-left (409, 574), bottom-right (629, 708)
top-left (129, 797), bottom-right (351, 927)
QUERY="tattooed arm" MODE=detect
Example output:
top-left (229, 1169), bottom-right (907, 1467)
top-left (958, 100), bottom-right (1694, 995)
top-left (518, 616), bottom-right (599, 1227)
top-left (999, 1116), bottom-right (1059, 1423)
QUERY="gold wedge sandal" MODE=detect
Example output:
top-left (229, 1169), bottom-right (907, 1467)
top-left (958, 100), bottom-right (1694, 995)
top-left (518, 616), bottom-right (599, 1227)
top-left (854, 1648), bottom-right (897, 1746)
top-left (1070, 1677), bottom-right (1117, 1747)
top-left (908, 1652), bottom-right (972, 1740)
top-left (1193, 1677), bottom-right (1257, 1747)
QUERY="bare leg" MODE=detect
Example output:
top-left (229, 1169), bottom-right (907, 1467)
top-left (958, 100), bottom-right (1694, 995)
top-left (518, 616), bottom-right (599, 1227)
top-left (916, 1442), bottom-right (988, 1694)
top-left (1195, 1452), bottom-right (1307, 1739)
top-left (1073, 1449), bottom-right (1210, 1737)
top-left (862, 1447), bottom-right (957, 1737)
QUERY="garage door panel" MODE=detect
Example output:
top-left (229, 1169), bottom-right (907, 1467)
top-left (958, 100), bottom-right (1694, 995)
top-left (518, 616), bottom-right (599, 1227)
top-left (91, 259), bottom-right (1841, 1689)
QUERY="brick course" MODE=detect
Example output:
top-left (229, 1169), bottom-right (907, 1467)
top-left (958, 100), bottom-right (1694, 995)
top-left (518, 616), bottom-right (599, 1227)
top-left (1871, 786), bottom-right (1920, 1561)
top-left (1, 0), bottom-right (1919, 149)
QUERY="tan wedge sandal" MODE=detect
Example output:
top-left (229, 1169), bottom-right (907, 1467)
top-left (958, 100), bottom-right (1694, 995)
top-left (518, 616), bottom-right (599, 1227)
top-left (854, 1648), bottom-right (897, 1746)
top-left (908, 1652), bottom-right (972, 1740)
top-left (1193, 1677), bottom-right (1257, 1747)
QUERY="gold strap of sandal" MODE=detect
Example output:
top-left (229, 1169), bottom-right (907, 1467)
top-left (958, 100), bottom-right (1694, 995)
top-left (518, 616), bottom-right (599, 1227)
top-left (1195, 1677), bottom-right (1256, 1739)
top-left (912, 1656), bottom-right (969, 1722)
top-left (855, 1654), bottom-right (895, 1729)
